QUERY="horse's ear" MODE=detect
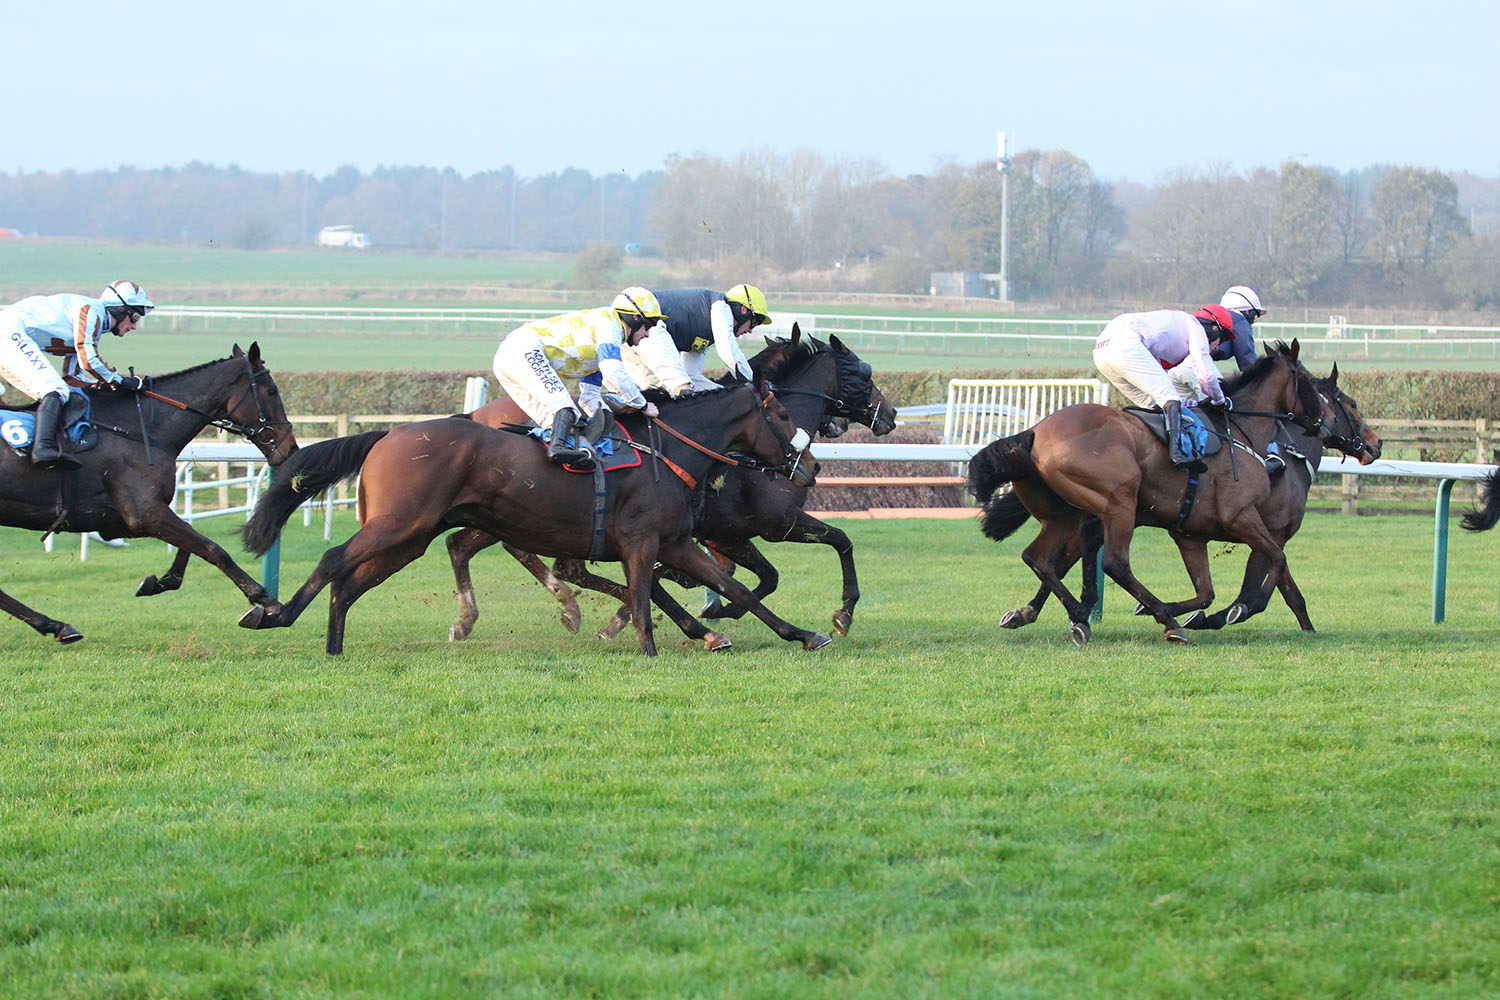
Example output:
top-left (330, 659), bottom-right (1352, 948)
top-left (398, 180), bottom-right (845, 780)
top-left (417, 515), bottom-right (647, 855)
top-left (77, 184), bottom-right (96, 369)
top-left (1290, 338), bottom-right (1300, 359)
top-left (232, 343), bottom-right (245, 357)
top-left (790, 323), bottom-right (802, 347)
top-left (829, 333), bottom-right (847, 353)
top-left (1329, 362), bottom-right (1339, 385)
top-left (248, 341), bottom-right (262, 364)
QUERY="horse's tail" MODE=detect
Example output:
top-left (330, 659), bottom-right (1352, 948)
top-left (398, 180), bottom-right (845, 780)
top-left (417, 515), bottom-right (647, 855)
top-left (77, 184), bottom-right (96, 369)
top-left (242, 430), bottom-right (389, 555)
top-left (966, 430), bottom-right (1037, 504)
top-left (980, 490), bottom-right (1033, 542)
top-left (1461, 468), bottom-right (1500, 532)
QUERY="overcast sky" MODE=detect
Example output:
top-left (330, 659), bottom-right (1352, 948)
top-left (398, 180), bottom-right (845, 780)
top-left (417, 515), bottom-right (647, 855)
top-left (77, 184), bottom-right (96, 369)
top-left (6, 0), bottom-right (1498, 184)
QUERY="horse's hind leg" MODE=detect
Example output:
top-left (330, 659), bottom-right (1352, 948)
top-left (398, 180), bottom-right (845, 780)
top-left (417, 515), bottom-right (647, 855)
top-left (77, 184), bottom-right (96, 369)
top-left (1094, 511), bottom-right (1188, 643)
top-left (657, 539), bottom-right (830, 651)
top-left (326, 535), bottom-right (433, 655)
top-left (698, 540), bottom-right (775, 622)
top-left (0, 587), bottom-right (83, 644)
top-left (136, 546), bottom-right (191, 597)
top-left (1136, 537), bottom-right (1216, 623)
top-left (1017, 520), bottom-right (1097, 644)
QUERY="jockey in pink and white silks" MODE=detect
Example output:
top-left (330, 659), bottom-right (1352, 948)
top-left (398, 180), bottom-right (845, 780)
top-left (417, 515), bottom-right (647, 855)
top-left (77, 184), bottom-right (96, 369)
top-left (0, 280), bottom-right (153, 468)
top-left (1092, 306), bottom-right (1235, 466)
top-left (492, 287), bottom-right (664, 467)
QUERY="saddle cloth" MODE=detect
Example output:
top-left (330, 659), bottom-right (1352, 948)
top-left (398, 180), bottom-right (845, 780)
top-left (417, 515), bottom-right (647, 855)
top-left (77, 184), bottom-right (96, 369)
top-left (0, 390), bottom-right (98, 456)
top-left (527, 423), bottom-right (644, 474)
top-left (1126, 406), bottom-right (1223, 460)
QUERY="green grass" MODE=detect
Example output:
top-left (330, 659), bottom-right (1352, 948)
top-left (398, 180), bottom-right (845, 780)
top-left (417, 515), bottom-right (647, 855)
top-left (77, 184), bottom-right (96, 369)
top-left (2, 511), bottom-right (1498, 997)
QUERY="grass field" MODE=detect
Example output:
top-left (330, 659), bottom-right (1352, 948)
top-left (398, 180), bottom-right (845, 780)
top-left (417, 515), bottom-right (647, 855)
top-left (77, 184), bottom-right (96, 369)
top-left (2, 511), bottom-right (1498, 998)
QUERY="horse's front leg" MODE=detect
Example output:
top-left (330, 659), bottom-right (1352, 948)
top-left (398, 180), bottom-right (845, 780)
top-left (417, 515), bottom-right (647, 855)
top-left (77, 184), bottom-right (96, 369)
top-left (136, 546), bottom-right (192, 597)
top-left (1094, 511), bottom-right (1188, 643)
top-left (1135, 535), bottom-right (1216, 623)
top-left (657, 539), bottom-right (830, 650)
top-left (697, 539), bottom-right (774, 622)
top-left (0, 586), bottom-right (83, 644)
top-left (619, 544), bottom-right (660, 657)
top-left (133, 505), bottom-right (275, 608)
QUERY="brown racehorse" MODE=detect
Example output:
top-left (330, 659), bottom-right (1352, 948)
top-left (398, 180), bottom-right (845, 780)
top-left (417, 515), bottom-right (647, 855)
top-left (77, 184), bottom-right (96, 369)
top-left (239, 381), bottom-right (832, 656)
top-left (0, 343), bottom-right (298, 644)
top-left (450, 327), bottom-right (898, 642)
top-left (989, 364), bottom-right (1382, 633)
top-left (967, 340), bottom-right (1336, 644)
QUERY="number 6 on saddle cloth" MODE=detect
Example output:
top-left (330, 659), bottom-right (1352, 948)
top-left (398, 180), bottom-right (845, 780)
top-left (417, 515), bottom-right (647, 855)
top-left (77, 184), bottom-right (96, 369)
top-left (0, 390), bottom-right (97, 456)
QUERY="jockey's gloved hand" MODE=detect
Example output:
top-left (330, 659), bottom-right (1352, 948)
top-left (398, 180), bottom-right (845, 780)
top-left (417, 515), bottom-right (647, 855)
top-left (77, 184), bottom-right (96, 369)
top-left (116, 375), bottom-right (146, 391)
top-left (1212, 397), bottom-right (1233, 410)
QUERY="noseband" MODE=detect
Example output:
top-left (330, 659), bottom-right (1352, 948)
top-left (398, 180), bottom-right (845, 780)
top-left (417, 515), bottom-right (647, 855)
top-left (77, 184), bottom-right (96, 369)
top-left (1318, 387), bottom-right (1371, 457)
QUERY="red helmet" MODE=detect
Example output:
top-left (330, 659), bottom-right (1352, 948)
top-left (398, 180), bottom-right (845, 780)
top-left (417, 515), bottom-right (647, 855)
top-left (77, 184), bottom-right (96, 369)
top-left (1193, 304), bottom-right (1235, 341)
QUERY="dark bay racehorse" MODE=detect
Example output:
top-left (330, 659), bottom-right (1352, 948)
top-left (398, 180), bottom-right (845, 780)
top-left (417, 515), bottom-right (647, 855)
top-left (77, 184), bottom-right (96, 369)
top-left (967, 341), bottom-right (1336, 644)
top-left (988, 364), bottom-right (1382, 633)
top-left (450, 328), bottom-right (898, 641)
top-left (0, 343), bottom-right (298, 643)
top-left (239, 382), bottom-right (832, 657)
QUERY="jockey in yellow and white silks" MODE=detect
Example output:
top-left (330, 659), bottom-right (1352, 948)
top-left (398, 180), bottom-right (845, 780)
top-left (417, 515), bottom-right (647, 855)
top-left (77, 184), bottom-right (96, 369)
top-left (492, 287), bottom-right (664, 466)
top-left (0, 280), bottom-right (153, 467)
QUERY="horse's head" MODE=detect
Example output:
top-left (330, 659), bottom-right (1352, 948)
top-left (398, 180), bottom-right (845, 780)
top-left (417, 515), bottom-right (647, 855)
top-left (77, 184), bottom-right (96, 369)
top-left (1314, 363), bottom-right (1382, 465)
top-left (749, 325), bottom-right (896, 438)
top-left (745, 377), bottom-right (816, 487)
top-left (828, 334), bottom-right (897, 435)
top-left (227, 342), bottom-right (299, 466)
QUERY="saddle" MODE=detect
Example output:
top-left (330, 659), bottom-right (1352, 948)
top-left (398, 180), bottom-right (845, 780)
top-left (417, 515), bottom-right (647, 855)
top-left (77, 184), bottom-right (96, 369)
top-left (1126, 406), bottom-right (1225, 459)
top-left (0, 390), bottom-right (99, 460)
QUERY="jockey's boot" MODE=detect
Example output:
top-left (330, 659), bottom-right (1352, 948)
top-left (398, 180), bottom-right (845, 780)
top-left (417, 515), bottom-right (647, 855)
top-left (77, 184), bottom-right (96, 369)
top-left (546, 409), bottom-right (590, 468)
top-left (578, 406), bottom-right (614, 465)
top-left (31, 393), bottom-right (82, 470)
top-left (1164, 400), bottom-right (1191, 466)
top-left (1264, 440), bottom-right (1286, 476)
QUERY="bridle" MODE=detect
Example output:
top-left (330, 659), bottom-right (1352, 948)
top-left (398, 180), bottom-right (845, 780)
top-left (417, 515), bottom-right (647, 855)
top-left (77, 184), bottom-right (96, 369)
top-left (646, 388), bottom-right (812, 483)
top-left (142, 354), bottom-right (294, 457)
top-left (760, 349), bottom-right (886, 433)
top-left (1317, 384), bottom-right (1372, 458)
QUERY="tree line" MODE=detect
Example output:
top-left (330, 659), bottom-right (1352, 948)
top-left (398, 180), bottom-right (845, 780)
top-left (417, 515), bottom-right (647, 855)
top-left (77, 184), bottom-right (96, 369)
top-left (3, 154), bottom-right (1498, 309)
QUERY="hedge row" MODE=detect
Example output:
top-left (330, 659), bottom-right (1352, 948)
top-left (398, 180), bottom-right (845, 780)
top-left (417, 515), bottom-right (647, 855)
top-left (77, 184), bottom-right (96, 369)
top-left (273, 367), bottom-right (1500, 423)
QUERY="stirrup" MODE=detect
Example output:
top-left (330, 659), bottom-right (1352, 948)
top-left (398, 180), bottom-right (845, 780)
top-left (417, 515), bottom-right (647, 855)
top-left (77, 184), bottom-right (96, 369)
top-left (1264, 454), bottom-right (1286, 475)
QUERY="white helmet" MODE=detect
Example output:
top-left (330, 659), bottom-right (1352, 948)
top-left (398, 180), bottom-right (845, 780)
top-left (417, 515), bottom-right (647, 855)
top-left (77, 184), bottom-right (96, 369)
top-left (101, 280), bottom-right (155, 316)
top-left (611, 287), bottom-right (666, 325)
top-left (1220, 285), bottom-right (1263, 318)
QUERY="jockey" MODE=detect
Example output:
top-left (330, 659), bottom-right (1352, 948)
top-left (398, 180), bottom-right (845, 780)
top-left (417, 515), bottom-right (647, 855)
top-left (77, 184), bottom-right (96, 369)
top-left (492, 286), bottom-right (663, 468)
top-left (1092, 306), bottom-right (1233, 467)
top-left (1215, 285), bottom-right (1263, 372)
top-left (0, 280), bottom-right (153, 469)
top-left (629, 284), bottom-right (769, 393)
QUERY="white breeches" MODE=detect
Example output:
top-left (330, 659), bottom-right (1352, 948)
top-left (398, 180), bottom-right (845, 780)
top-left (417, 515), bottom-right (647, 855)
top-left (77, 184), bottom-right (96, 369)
top-left (492, 330), bottom-right (579, 427)
top-left (0, 323), bottom-right (68, 401)
top-left (1093, 336), bottom-right (1182, 410)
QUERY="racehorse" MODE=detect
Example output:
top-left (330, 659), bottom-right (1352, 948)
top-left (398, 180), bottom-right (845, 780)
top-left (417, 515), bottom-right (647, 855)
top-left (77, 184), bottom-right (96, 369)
top-left (986, 364), bottom-right (1381, 633)
top-left (448, 327), bottom-right (898, 642)
top-left (0, 343), bottom-right (298, 644)
top-left (238, 381), bottom-right (833, 657)
top-left (967, 340), bottom-right (1336, 644)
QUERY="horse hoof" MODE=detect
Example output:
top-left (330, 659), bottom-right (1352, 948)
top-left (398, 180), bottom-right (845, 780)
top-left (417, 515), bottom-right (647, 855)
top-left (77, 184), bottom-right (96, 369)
top-left (1226, 604), bottom-right (1248, 625)
top-left (238, 606), bottom-right (267, 629)
top-left (803, 633), bottom-right (833, 651)
top-left (54, 625), bottom-right (84, 644)
top-left (1181, 610), bottom-right (1204, 629)
top-left (1164, 628), bottom-right (1189, 644)
top-left (998, 608), bottom-right (1032, 629)
top-left (699, 600), bottom-right (725, 619)
top-left (1132, 602), bottom-right (1149, 616)
top-left (596, 616), bottom-right (628, 641)
top-left (1070, 621), bottom-right (1091, 647)
top-left (136, 576), bottom-right (164, 597)
top-left (449, 621), bottom-right (472, 642)
top-left (560, 601), bottom-right (582, 635)
top-left (832, 611), bottom-right (852, 637)
top-left (703, 632), bottom-right (733, 651)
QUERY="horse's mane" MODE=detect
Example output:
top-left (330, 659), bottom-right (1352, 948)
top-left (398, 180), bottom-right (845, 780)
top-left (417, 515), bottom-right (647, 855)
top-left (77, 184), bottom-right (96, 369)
top-left (750, 334), bottom-right (828, 383)
top-left (643, 383), bottom-right (747, 406)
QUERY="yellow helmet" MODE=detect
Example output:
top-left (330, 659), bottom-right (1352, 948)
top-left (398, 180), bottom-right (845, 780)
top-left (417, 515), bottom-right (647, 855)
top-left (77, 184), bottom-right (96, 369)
top-left (612, 286), bottom-right (667, 325)
top-left (726, 283), bottom-right (771, 326)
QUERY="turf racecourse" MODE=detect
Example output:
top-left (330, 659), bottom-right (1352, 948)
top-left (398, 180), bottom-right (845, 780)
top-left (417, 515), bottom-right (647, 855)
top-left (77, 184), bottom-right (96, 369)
top-left (2, 512), bottom-right (1498, 998)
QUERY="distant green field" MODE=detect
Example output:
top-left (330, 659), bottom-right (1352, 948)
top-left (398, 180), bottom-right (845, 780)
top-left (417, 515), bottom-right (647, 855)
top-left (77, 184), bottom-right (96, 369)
top-left (0, 241), bottom-right (663, 300)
